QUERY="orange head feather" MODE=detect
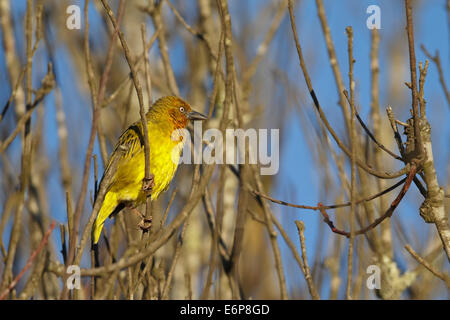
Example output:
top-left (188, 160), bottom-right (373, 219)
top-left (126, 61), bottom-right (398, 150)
top-left (147, 96), bottom-right (207, 129)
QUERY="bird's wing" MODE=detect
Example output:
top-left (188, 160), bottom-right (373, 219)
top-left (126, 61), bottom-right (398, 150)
top-left (99, 121), bottom-right (145, 190)
top-left (114, 122), bottom-right (145, 160)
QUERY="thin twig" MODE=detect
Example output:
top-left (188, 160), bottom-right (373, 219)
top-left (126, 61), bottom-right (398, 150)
top-left (421, 45), bottom-right (450, 109)
top-left (252, 177), bottom-right (406, 211)
top-left (404, 244), bottom-right (450, 288)
top-left (295, 221), bottom-right (320, 300)
top-left (318, 164), bottom-right (417, 238)
top-left (405, 0), bottom-right (424, 161)
top-left (343, 90), bottom-right (402, 161)
top-left (345, 26), bottom-right (355, 300)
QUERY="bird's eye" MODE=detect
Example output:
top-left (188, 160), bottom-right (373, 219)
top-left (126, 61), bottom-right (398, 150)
top-left (179, 106), bottom-right (185, 113)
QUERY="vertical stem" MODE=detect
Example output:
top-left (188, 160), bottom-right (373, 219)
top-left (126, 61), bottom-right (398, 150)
top-left (140, 23), bottom-right (153, 226)
top-left (295, 221), bottom-right (320, 300)
top-left (370, 29), bottom-right (392, 258)
top-left (345, 26), bottom-right (355, 300)
top-left (405, 0), bottom-right (423, 158)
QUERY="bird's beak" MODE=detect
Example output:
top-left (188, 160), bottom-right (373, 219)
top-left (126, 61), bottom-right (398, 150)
top-left (187, 110), bottom-right (208, 121)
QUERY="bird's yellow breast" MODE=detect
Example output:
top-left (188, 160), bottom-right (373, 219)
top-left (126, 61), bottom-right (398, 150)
top-left (109, 121), bottom-right (184, 204)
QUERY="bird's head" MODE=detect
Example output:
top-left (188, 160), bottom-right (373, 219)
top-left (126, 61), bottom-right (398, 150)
top-left (149, 96), bottom-right (207, 129)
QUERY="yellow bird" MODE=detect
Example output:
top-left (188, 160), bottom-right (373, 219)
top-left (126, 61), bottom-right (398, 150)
top-left (92, 96), bottom-right (207, 244)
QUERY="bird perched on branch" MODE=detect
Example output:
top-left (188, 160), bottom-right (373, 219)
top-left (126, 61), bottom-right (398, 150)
top-left (92, 96), bottom-right (207, 244)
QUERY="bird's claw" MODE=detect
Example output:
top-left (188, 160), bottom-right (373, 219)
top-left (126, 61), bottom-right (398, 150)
top-left (142, 175), bottom-right (155, 195)
top-left (138, 217), bottom-right (152, 232)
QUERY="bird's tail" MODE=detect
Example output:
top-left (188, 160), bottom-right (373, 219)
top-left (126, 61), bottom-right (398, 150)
top-left (92, 192), bottom-right (118, 244)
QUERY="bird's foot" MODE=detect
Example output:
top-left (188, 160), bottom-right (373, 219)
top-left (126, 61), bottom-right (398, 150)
top-left (129, 207), bottom-right (152, 232)
top-left (142, 174), bottom-right (155, 196)
top-left (138, 216), bottom-right (152, 232)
